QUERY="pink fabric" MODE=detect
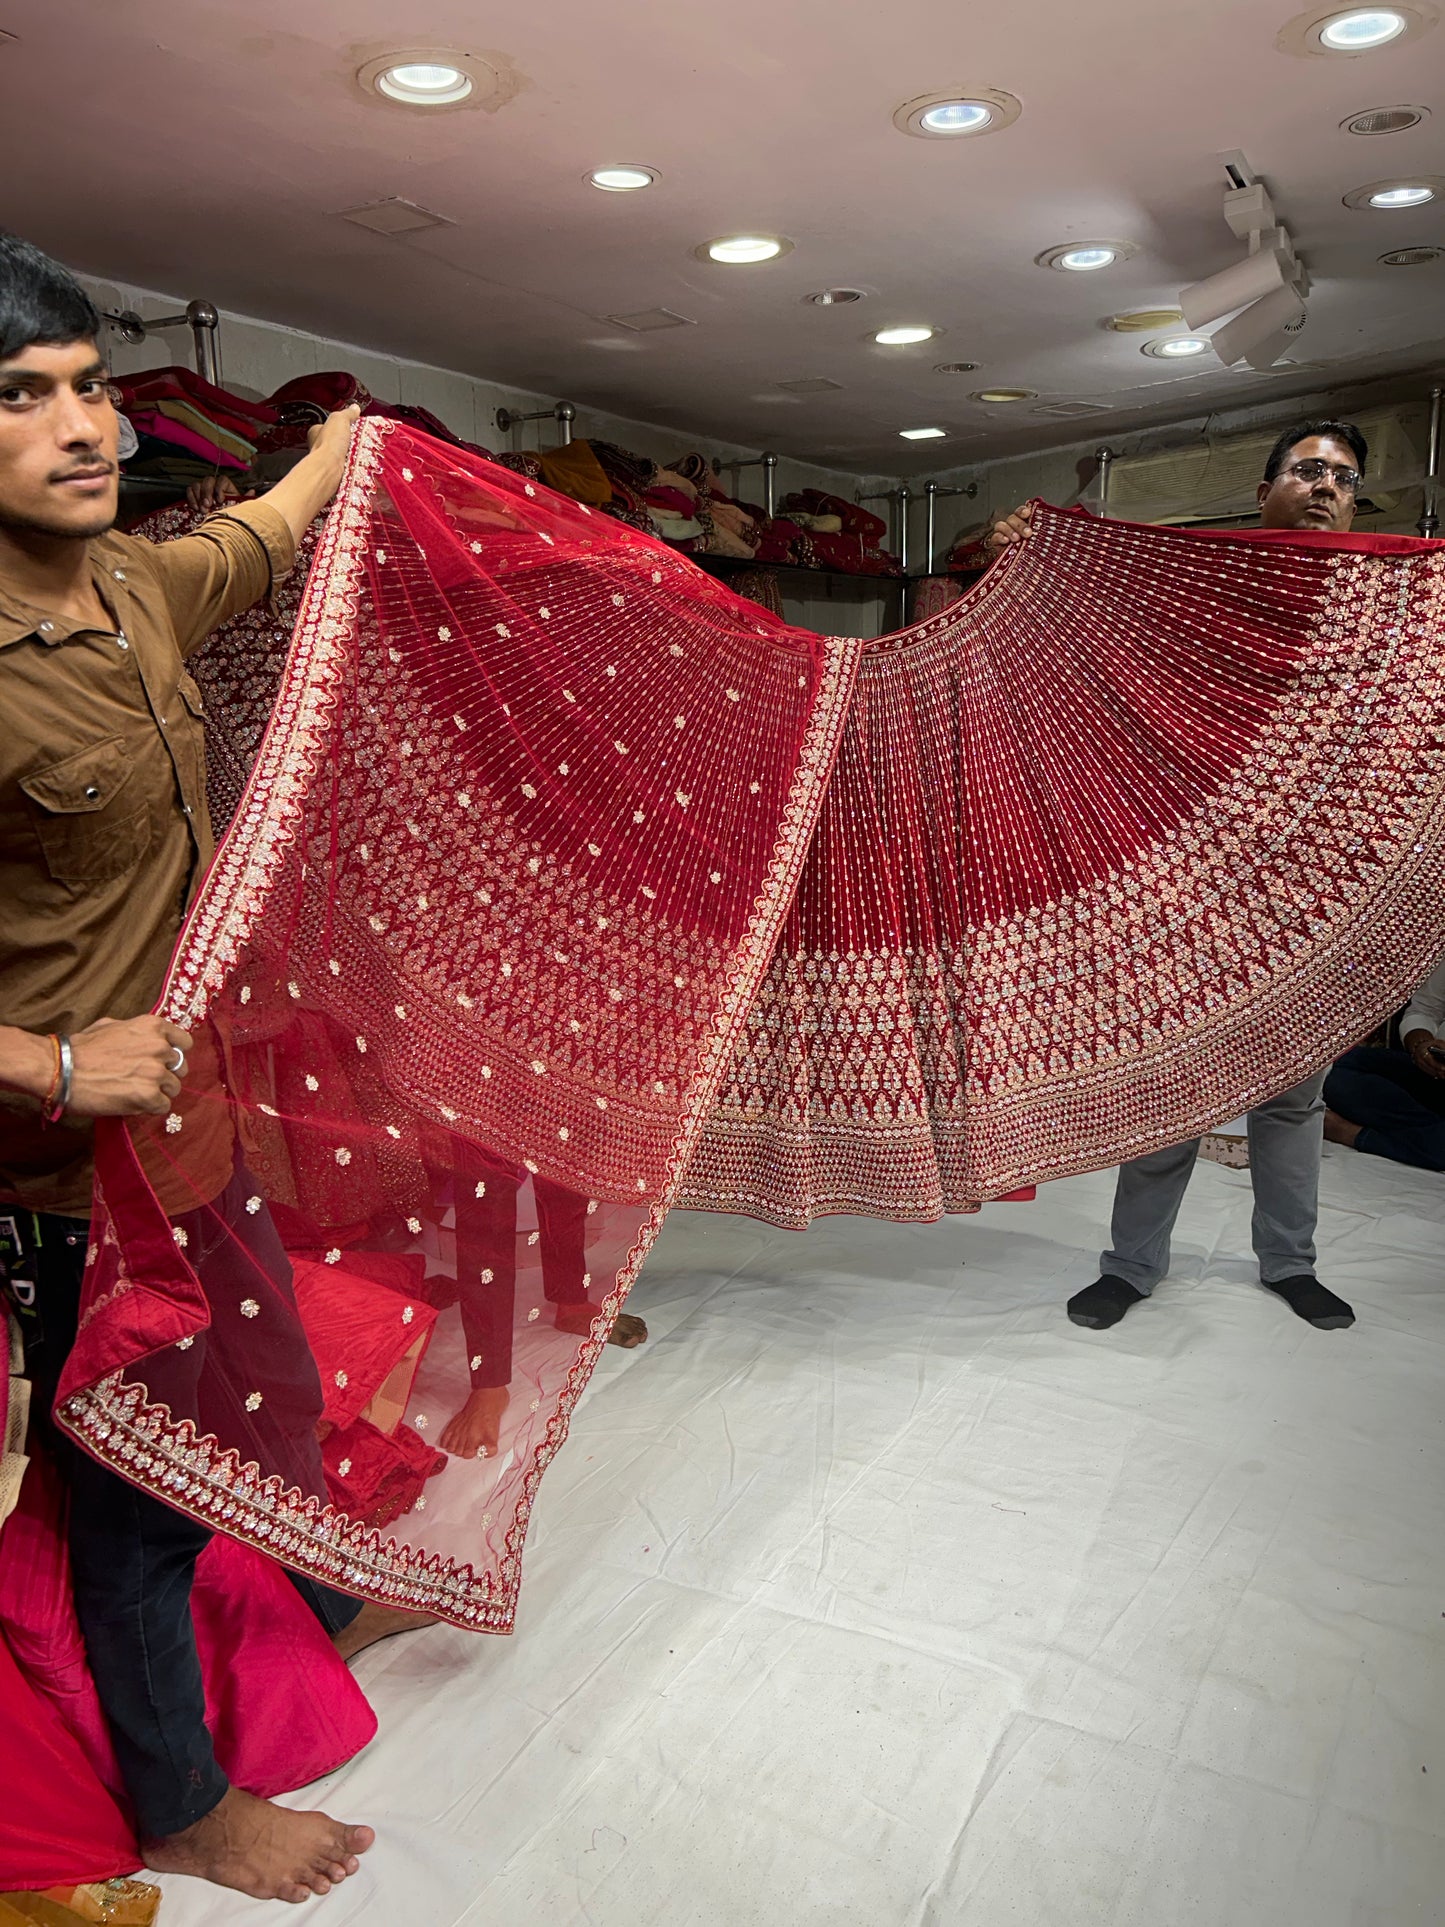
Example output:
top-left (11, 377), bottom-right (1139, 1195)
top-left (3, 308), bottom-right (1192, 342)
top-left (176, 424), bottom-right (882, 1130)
top-left (125, 408), bottom-right (250, 472)
top-left (0, 1446), bottom-right (377, 1887)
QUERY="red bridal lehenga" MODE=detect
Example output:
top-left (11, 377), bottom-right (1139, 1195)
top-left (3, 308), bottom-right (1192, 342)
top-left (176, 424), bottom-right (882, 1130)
top-left (41, 422), bottom-right (1445, 1655)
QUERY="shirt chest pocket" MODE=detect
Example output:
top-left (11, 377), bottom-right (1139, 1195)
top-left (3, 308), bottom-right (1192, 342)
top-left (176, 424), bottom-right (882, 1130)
top-left (19, 735), bottom-right (152, 883)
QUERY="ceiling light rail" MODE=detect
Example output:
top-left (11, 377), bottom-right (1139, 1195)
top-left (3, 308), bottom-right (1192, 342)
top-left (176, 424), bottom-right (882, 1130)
top-left (103, 299), bottom-right (222, 387)
top-left (495, 401), bottom-right (576, 445)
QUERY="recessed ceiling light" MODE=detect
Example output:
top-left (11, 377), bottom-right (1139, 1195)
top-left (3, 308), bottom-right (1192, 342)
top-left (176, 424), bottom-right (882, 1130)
top-left (873, 324), bottom-right (936, 346)
top-left (1037, 241), bottom-right (1136, 272)
top-left (1141, 334), bottom-right (1211, 358)
top-left (921, 101), bottom-right (992, 133)
top-left (900, 426), bottom-right (948, 440)
top-left (589, 165), bottom-right (658, 192)
top-left (698, 234), bottom-right (792, 264)
top-left (804, 288), bottom-right (866, 305)
top-left (970, 388), bottom-right (1037, 403)
top-left (934, 361), bottom-right (980, 373)
top-left (1319, 8), bottom-right (1409, 48)
top-left (377, 60), bottom-right (472, 104)
top-left (1380, 244), bottom-right (1445, 263)
top-left (1344, 174), bottom-right (1443, 207)
top-left (1342, 102), bottom-right (1428, 134)
top-left (1278, 3), bottom-right (1434, 56)
top-left (357, 50), bottom-right (497, 109)
top-left (1371, 183), bottom-right (1435, 205)
top-left (893, 88), bottom-right (1022, 139)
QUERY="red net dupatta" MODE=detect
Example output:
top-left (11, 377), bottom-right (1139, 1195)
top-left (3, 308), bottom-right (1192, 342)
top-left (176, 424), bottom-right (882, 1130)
top-left (56, 421), bottom-right (854, 1629)
top-left (54, 429), bottom-right (1445, 1629)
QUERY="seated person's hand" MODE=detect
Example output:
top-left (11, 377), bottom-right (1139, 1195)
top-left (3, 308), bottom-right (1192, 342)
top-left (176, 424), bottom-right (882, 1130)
top-left (982, 500), bottom-right (1034, 561)
top-left (187, 474), bottom-right (244, 515)
top-left (1403, 1027), bottom-right (1445, 1081)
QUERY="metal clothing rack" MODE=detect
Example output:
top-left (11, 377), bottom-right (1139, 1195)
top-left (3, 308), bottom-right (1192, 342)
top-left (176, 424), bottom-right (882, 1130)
top-left (103, 300), bottom-right (223, 386)
top-left (858, 479), bottom-right (979, 575)
top-left (1420, 384), bottom-right (1442, 538)
top-left (718, 451), bottom-right (780, 519)
top-left (495, 402), bottom-right (576, 445)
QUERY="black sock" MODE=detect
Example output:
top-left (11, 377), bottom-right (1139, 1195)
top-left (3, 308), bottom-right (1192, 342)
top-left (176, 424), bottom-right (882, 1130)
top-left (1067, 1275), bottom-right (1146, 1330)
top-left (1263, 1274), bottom-right (1355, 1330)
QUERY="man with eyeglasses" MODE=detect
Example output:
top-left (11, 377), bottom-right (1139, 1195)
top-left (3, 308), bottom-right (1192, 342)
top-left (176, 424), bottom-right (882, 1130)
top-left (984, 419), bottom-right (1367, 1334)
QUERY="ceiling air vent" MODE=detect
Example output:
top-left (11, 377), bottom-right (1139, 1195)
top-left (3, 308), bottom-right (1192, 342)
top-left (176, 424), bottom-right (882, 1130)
top-left (1106, 308), bottom-right (1185, 333)
top-left (777, 377), bottom-right (844, 395)
top-left (338, 199), bottom-right (454, 235)
top-left (1032, 400), bottom-right (1111, 418)
top-left (1380, 245), bottom-right (1444, 265)
top-left (932, 361), bottom-right (979, 374)
top-left (605, 308), bottom-right (696, 332)
top-left (1344, 104), bottom-right (1428, 136)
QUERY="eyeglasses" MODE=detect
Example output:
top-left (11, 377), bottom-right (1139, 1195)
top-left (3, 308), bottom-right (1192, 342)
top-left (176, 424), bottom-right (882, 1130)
top-left (1281, 457), bottom-right (1361, 495)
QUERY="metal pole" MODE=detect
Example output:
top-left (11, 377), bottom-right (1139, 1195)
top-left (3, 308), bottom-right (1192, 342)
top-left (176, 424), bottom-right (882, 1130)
top-left (556, 402), bottom-right (576, 447)
top-left (761, 452), bottom-right (778, 519)
top-left (1095, 445), bottom-right (1118, 517)
top-left (1419, 384), bottom-right (1442, 537)
top-left (921, 481), bottom-right (978, 570)
top-left (186, 301), bottom-right (221, 387)
top-left (897, 483), bottom-right (912, 574)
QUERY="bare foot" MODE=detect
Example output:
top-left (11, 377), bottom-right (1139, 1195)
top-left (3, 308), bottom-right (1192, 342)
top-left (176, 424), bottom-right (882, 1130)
top-left (1323, 1107), bottom-right (1363, 1148)
top-left (440, 1384), bottom-right (509, 1459)
top-left (332, 1599), bottom-right (440, 1663)
top-left (554, 1301), bottom-right (648, 1348)
top-left (145, 1785), bottom-right (373, 1903)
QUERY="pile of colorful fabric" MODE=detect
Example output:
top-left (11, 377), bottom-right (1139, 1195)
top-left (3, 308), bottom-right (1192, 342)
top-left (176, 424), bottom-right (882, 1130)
top-left (756, 489), bottom-right (902, 575)
top-left (116, 367), bottom-right (494, 496)
top-left (114, 366), bottom-right (275, 486)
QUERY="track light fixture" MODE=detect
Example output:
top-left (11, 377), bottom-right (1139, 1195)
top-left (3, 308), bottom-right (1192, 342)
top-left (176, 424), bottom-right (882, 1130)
top-left (1176, 172), bottom-right (1309, 369)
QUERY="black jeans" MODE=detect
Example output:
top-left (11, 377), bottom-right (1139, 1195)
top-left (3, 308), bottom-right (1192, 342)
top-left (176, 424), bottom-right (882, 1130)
top-left (8, 1176), bottom-right (361, 1840)
top-left (1325, 1045), bottom-right (1445, 1172)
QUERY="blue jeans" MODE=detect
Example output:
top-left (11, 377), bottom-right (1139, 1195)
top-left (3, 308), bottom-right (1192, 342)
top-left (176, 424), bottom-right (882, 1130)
top-left (1324, 1045), bottom-right (1445, 1172)
top-left (1101, 1071), bottom-right (1326, 1294)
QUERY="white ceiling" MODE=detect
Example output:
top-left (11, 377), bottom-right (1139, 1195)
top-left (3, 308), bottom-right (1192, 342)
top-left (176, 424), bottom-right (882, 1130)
top-left (3, 0), bottom-right (1442, 473)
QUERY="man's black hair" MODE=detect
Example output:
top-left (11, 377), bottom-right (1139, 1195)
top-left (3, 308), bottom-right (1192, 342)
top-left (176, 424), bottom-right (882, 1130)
top-left (0, 231), bottom-right (101, 361)
top-left (1262, 418), bottom-right (1368, 485)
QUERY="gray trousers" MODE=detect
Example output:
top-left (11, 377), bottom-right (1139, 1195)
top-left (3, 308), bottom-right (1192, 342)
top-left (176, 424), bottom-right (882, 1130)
top-left (1101, 1070), bottom-right (1326, 1294)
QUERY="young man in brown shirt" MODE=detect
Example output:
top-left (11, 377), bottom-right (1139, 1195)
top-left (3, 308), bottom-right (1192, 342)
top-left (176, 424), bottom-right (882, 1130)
top-left (0, 233), bottom-right (411, 1902)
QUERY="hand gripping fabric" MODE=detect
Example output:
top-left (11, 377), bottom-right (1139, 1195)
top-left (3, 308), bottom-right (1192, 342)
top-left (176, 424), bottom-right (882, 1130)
top-left (54, 423), bottom-right (1445, 1629)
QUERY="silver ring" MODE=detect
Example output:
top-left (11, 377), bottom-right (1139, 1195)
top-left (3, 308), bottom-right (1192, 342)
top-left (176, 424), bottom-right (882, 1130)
top-left (169, 1047), bottom-right (187, 1073)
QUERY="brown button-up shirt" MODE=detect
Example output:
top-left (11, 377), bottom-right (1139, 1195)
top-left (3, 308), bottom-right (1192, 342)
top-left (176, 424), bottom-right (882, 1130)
top-left (0, 503), bottom-right (296, 1214)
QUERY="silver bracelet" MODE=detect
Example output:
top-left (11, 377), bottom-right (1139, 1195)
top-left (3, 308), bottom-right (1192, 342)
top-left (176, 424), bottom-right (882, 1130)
top-left (44, 1033), bottom-right (74, 1122)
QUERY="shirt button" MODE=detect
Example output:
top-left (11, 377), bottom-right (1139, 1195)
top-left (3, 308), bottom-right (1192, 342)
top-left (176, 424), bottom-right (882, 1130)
top-left (117, 637), bottom-right (129, 650)
top-left (113, 569), bottom-right (127, 582)
top-left (182, 804), bottom-right (193, 817)
top-left (85, 785), bottom-right (101, 800)
top-left (38, 621), bottom-right (54, 633)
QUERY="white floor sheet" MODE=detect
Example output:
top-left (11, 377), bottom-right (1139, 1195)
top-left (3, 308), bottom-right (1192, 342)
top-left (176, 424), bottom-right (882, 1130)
top-left (161, 1145), bottom-right (1445, 1925)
